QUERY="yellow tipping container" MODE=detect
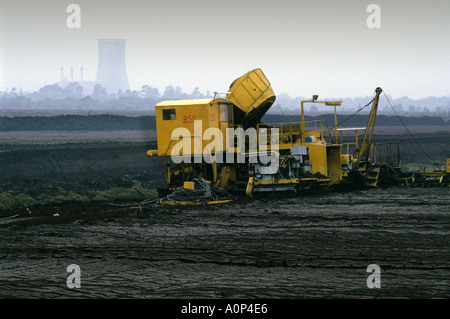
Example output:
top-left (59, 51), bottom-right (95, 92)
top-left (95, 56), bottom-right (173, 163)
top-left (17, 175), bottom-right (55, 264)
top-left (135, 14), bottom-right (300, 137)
top-left (227, 68), bottom-right (276, 128)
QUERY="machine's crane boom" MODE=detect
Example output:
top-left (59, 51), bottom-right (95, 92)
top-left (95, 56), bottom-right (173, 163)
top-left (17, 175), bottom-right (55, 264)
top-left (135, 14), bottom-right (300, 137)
top-left (356, 87), bottom-right (383, 166)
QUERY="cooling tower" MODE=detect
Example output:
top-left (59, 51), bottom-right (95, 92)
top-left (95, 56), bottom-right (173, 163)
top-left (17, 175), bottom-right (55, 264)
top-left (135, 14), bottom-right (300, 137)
top-left (95, 39), bottom-right (130, 94)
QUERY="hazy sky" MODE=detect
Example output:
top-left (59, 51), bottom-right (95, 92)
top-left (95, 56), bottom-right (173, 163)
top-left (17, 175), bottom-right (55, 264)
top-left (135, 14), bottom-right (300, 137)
top-left (1, 0), bottom-right (450, 99)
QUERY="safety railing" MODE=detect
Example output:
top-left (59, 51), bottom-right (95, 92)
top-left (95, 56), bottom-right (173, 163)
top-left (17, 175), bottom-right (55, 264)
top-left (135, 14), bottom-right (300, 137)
top-left (341, 142), bottom-right (357, 155)
top-left (257, 120), bottom-right (325, 141)
top-left (370, 142), bottom-right (400, 165)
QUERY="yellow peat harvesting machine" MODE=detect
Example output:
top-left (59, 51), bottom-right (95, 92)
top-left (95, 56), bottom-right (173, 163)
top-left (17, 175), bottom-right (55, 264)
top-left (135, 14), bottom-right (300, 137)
top-left (146, 69), bottom-right (445, 203)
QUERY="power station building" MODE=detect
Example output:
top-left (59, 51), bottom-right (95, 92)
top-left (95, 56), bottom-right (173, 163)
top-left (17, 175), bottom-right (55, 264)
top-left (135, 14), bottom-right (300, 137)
top-left (57, 38), bottom-right (130, 96)
top-left (58, 66), bottom-right (96, 95)
top-left (95, 39), bottom-right (130, 94)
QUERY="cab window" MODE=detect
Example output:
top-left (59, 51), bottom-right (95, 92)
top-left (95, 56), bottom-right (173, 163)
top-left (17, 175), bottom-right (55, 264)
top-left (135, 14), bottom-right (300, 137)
top-left (162, 109), bottom-right (176, 120)
top-left (219, 104), bottom-right (233, 122)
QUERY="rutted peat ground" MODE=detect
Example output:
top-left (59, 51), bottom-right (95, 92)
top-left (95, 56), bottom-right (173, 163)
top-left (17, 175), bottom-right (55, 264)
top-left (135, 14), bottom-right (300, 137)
top-left (0, 142), bottom-right (165, 212)
top-left (0, 188), bottom-right (449, 298)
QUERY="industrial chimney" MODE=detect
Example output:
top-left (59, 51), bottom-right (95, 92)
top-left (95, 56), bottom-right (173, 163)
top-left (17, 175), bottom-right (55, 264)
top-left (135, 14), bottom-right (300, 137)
top-left (80, 67), bottom-right (84, 82)
top-left (95, 39), bottom-right (130, 94)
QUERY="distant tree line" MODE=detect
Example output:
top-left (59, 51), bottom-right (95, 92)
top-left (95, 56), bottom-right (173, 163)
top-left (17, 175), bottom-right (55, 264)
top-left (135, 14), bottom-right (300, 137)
top-left (0, 83), bottom-right (449, 117)
top-left (0, 83), bottom-right (214, 111)
top-left (272, 93), bottom-right (450, 117)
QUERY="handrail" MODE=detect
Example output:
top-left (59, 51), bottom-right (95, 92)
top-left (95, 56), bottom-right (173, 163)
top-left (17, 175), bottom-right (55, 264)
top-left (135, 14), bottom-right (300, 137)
top-left (370, 142), bottom-right (400, 165)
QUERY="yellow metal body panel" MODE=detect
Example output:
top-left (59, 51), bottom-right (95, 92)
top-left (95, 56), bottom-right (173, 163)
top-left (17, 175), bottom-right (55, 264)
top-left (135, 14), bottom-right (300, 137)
top-left (154, 98), bottom-right (233, 157)
top-left (306, 143), bottom-right (328, 177)
top-left (326, 145), bottom-right (342, 185)
top-left (446, 158), bottom-right (450, 174)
